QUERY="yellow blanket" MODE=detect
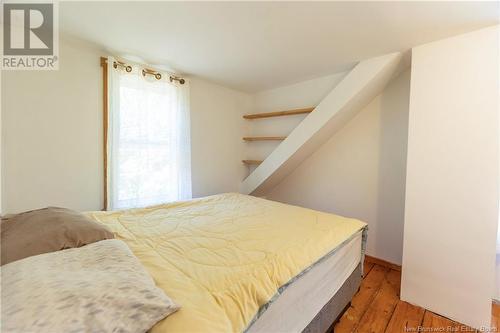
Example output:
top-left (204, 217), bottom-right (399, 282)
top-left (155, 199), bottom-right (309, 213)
top-left (87, 193), bottom-right (366, 333)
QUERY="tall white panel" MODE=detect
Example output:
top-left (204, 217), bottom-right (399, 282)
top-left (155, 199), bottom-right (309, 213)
top-left (402, 26), bottom-right (500, 328)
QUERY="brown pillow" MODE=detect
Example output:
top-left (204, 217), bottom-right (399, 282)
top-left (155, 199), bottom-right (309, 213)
top-left (1, 207), bottom-right (114, 265)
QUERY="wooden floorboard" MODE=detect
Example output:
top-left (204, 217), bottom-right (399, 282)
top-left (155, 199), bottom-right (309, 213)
top-left (334, 263), bottom-right (492, 333)
top-left (363, 262), bottom-right (375, 276)
top-left (492, 302), bottom-right (500, 331)
top-left (384, 301), bottom-right (425, 333)
top-left (335, 265), bottom-right (389, 333)
top-left (354, 269), bottom-right (400, 333)
top-left (421, 311), bottom-right (467, 331)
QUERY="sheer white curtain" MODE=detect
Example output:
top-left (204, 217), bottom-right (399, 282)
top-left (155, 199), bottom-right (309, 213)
top-left (107, 56), bottom-right (191, 210)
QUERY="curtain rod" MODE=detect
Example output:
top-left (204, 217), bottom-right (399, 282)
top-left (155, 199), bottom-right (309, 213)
top-left (100, 57), bottom-right (185, 85)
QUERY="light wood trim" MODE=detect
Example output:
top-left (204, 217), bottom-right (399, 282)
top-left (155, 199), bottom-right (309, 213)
top-left (243, 136), bottom-right (286, 141)
top-left (101, 57), bottom-right (108, 210)
top-left (243, 107), bottom-right (315, 120)
top-left (242, 160), bottom-right (263, 165)
top-left (364, 255), bottom-right (401, 272)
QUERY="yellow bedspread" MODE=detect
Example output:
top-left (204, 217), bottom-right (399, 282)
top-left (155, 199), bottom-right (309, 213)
top-left (87, 193), bottom-right (366, 333)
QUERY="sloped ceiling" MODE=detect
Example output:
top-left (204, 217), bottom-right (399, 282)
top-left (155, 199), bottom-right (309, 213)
top-left (60, 1), bottom-right (498, 92)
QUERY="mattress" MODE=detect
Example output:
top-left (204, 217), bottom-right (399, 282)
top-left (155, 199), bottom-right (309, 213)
top-left (247, 230), bottom-right (363, 333)
top-left (87, 193), bottom-right (366, 333)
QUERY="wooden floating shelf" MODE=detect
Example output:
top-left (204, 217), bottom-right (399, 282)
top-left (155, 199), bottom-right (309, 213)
top-left (242, 160), bottom-right (263, 165)
top-left (243, 107), bottom-right (315, 120)
top-left (243, 136), bottom-right (286, 141)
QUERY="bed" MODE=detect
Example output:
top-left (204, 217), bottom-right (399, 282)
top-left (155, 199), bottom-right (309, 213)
top-left (87, 193), bottom-right (367, 333)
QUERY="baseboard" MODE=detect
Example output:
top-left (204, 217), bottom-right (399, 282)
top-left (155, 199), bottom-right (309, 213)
top-left (364, 255), bottom-right (401, 272)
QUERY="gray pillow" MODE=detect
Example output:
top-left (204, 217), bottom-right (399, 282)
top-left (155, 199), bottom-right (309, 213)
top-left (1, 207), bottom-right (114, 265)
top-left (1, 239), bottom-right (179, 333)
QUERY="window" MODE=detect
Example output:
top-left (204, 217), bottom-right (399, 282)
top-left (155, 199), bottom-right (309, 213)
top-left (103, 57), bottom-right (191, 210)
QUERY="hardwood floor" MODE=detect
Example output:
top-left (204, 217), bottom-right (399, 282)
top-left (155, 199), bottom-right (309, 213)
top-left (334, 262), bottom-right (500, 333)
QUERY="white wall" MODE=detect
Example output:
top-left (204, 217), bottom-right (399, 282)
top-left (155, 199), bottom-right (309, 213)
top-left (1, 37), bottom-right (253, 214)
top-left (2, 37), bottom-right (104, 214)
top-left (263, 70), bottom-right (410, 265)
top-left (401, 26), bottom-right (499, 329)
top-left (190, 78), bottom-right (252, 198)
